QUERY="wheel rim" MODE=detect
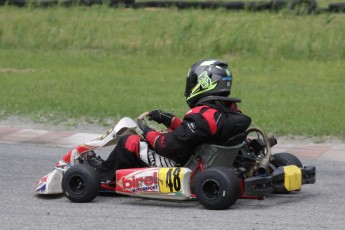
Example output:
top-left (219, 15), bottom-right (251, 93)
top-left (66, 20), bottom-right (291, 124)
top-left (202, 179), bottom-right (220, 200)
top-left (68, 175), bottom-right (86, 195)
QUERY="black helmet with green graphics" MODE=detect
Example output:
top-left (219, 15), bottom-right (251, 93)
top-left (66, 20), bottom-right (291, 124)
top-left (184, 59), bottom-right (233, 108)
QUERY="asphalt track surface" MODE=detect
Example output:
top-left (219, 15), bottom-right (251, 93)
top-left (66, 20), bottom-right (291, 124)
top-left (1, 141), bottom-right (345, 229)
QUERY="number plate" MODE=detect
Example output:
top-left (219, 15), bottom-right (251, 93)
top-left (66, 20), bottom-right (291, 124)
top-left (159, 168), bottom-right (184, 194)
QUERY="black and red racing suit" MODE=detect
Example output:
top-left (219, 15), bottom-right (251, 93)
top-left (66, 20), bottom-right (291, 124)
top-left (98, 101), bottom-right (251, 181)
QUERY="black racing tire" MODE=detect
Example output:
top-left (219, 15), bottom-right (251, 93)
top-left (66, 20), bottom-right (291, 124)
top-left (62, 164), bottom-right (101, 203)
top-left (288, 0), bottom-right (317, 14)
top-left (195, 166), bottom-right (240, 210)
top-left (271, 152), bottom-right (303, 168)
top-left (270, 152), bottom-right (303, 193)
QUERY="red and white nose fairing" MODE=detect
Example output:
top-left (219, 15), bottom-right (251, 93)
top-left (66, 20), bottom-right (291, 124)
top-left (35, 117), bottom-right (138, 194)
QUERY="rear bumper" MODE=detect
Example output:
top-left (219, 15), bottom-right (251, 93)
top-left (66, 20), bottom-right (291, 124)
top-left (243, 165), bottom-right (316, 196)
top-left (302, 166), bottom-right (317, 184)
top-left (272, 165), bottom-right (316, 192)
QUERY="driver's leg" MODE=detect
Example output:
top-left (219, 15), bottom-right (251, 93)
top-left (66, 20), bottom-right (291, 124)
top-left (97, 134), bottom-right (149, 181)
top-left (98, 134), bottom-right (175, 181)
top-left (137, 141), bottom-right (175, 167)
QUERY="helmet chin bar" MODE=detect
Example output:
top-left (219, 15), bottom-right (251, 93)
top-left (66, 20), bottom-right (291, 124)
top-left (195, 96), bottom-right (241, 106)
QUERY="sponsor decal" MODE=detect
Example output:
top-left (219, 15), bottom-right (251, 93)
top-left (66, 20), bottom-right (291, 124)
top-left (198, 71), bottom-right (211, 89)
top-left (147, 150), bottom-right (156, 167)
top-left (187, 122), bottom-right (196, 133)
top-left (116, 167), bottom-right (185, 195)
top-left (117, 169), bottom-right (159, 194)
top-left (222, 76), bottom-right (232, 81)
top-left (100, 127), bottom-right (114, 140)
top-left (225, 68), bottom-right (231, 76)
top-left (35, 175), bottom-right (49, 191)
top-left (35, 184), bottom-right (46, 192)
top-left (40, 175), bottom-right (48, 183)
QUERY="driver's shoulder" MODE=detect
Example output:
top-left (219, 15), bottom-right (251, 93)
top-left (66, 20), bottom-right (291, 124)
top-left (184, 106), bottom-right (220, 134)
top-left (185, 105), bottom-right (218, 117)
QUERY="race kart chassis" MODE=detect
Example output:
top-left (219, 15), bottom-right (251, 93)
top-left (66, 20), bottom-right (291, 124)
top-left (35, 115), bottom-right (316, 210)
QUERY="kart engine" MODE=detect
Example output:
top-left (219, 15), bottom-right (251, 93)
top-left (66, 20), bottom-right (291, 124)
top-left (233, 134), bottom-right (277, 177)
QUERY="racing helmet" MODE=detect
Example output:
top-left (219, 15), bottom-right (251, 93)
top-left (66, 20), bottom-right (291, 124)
top-left (184, 59), bottom-right (233, 108)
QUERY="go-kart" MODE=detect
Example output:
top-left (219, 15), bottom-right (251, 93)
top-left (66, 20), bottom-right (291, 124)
top-left (35, 112), bottom-right (316, 210)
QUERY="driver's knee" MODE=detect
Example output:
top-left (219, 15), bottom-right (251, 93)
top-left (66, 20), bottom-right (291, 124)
top-left (102, 134), bottom-right (144, 171)
top-left (123, 134), bottom-right (142, 156)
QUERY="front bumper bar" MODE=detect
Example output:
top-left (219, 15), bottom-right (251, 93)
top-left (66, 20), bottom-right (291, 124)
top-left (243, 165), bottom-right (316, 196)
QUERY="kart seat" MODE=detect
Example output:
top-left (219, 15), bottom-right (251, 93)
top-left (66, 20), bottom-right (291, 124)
top-left (184, 140), bottom-right (245, 172)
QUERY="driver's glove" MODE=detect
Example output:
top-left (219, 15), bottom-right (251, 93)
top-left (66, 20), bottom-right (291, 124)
top-left (149, 109), bottom-right (174, 127)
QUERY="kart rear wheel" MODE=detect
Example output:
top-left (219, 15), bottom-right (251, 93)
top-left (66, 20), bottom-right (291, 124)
top-left (195, 166), bottom-right (240, 210)
top-left (270, 152), bottom-right (303, 193)
top-left (271, 152), bottom-right (303, 168)
top-left (62, 164), bottom-right (101, 203)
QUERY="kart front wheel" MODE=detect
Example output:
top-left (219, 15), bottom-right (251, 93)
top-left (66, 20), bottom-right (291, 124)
top-left (195, 166), bottom-right (240, 210)
top-left (62, 164), bottom-right (101, 203)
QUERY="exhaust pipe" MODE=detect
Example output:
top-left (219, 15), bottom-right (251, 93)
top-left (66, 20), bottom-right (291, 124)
top-left (247, 128), bottom-right (275, 176)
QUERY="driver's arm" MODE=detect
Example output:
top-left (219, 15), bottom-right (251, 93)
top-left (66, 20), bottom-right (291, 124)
top-left (149, 109), bottom-right (182, 130)
top-left (169, 117), bottom-right (183, 130)
top-left (145, 113), bottom-right (213, 162)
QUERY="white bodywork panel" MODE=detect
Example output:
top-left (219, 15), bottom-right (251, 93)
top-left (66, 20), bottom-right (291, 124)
top-left (35, 117), bottom-right (138, 194)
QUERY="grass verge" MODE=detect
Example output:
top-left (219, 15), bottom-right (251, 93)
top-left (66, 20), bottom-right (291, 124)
top-left (0, 6), bottom-right (344, 138)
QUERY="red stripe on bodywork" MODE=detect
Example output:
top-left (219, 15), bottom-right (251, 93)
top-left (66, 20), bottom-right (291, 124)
top-left (124, 135), bottom-right (141, 155)
top-left (61, 145), bottom-right (92, 163)
top-left (62, 150), bottom-right (73, 163)
top-left (76, 145), bottom-right (92, 154)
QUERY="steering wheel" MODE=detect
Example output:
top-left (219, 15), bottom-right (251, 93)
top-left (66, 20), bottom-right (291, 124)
top-left (136, 112), bottom-right (151, 132)
top-left (137, 112), bottom-right (168, 135)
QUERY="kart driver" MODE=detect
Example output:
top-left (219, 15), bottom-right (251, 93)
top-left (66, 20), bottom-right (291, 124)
top-left (90, 59), bottom-right (251, 182)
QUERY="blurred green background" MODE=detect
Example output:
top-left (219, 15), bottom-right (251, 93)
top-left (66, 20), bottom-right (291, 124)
top-left (0, 5), bottom-right (344, 138)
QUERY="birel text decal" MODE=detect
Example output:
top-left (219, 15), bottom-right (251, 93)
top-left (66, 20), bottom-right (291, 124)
top-left (123, 172), bottom-right (158, 193)
top-left (116, 169), bottom-right (160, 194)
